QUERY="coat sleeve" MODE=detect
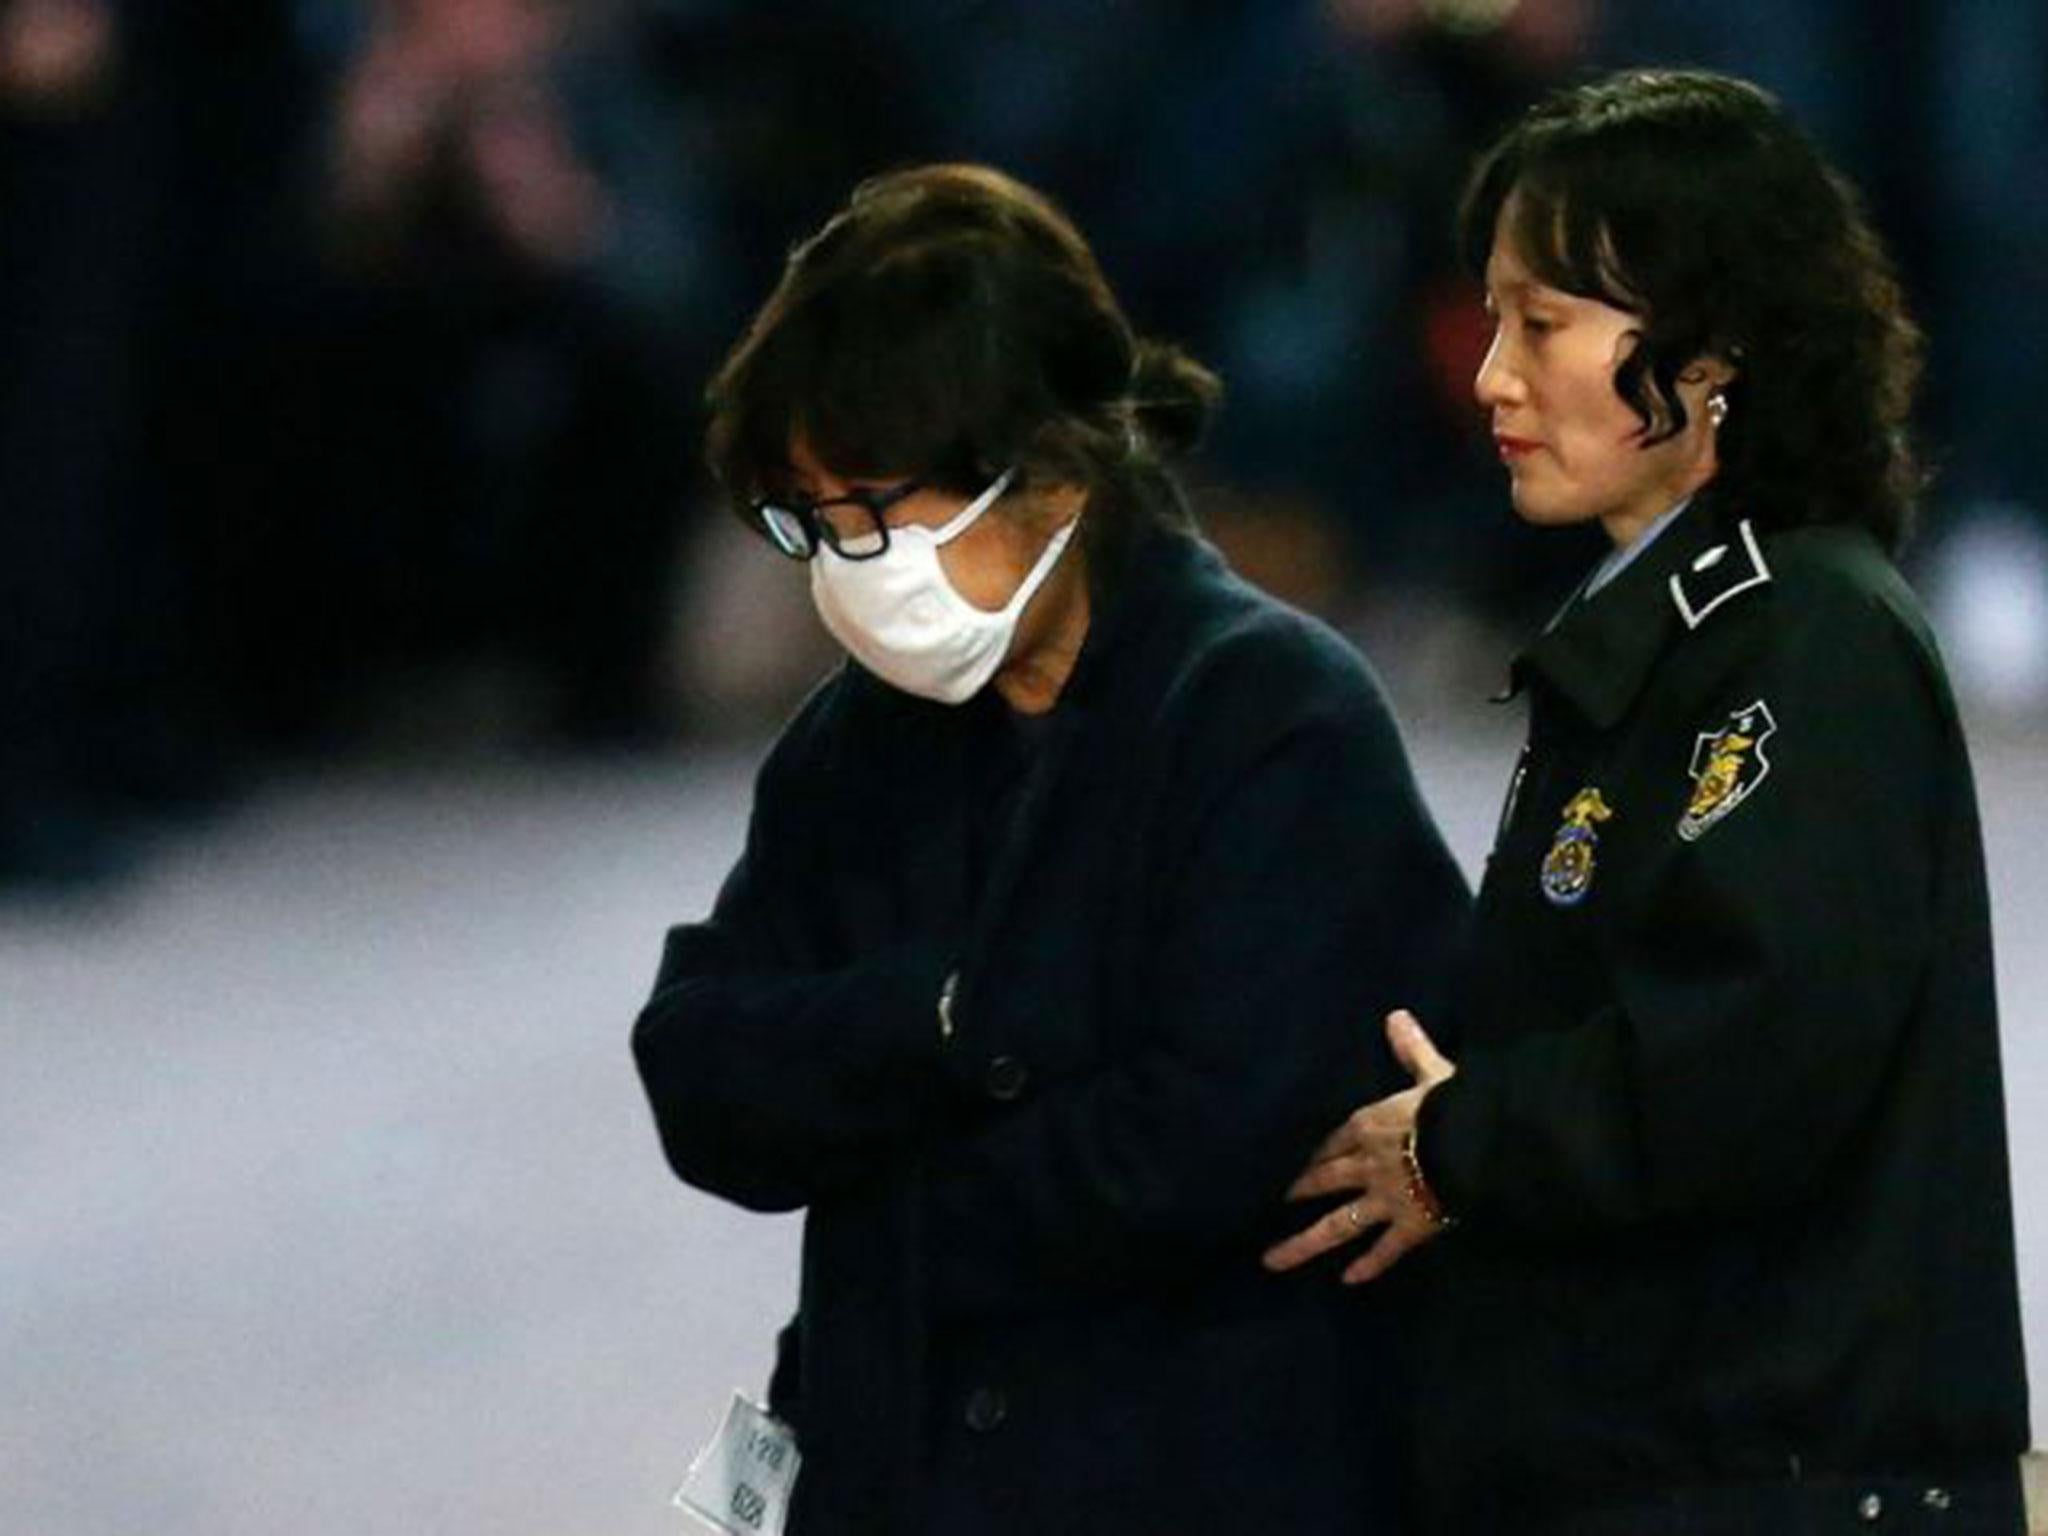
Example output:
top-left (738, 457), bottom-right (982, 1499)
top-left (1418, 591), bottom-right (1952, 1232)
top-left (630, 691), bottom-right (958, 1213)
top-left (919, 700), bottom-right (1470, 1317)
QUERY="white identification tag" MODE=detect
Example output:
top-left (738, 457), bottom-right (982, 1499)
top-left (673, 1391), bottom-right (801, 1536)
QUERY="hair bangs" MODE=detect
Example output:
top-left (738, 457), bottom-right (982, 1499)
top-left (710, 235), bottom-right (1014, 500)
top-left (797, 245), bottom-right (1004, 490)
top-left (1513, 178), bottom-right (1649, 313)
top-left (1462, 133), bottom-right (1650, 317)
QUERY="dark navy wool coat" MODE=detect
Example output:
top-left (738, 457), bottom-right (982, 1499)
top-left (634, 520), bottom-right (1469, 1535)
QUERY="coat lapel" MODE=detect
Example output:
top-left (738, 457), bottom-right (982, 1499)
top-left (956, 698), bottom-right (1085, 974)
top-left (953, 521), bottom-right (1193, 986)
top-left (889, 698), bottom-right (975, 953)
top-left (822, 678), bottom-right (975, 958)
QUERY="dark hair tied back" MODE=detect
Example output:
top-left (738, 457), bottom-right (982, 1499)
top-left (1124, 337), bottom-right (1222, 460)
top-left (1459, 69), bottom-right (1925, 550)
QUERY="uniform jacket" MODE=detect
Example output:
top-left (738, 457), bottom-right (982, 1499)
top-left (634, 516), bottom-right (1470, 1536)
top-left (1413, 494), bottom-right (2031, 1528)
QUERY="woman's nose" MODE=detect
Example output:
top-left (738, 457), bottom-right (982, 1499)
top-left (1473, 326), bottom-right (1520, 409)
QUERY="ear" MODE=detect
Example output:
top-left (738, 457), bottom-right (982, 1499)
top-left (1677, 353), bottom-right (1739, 391)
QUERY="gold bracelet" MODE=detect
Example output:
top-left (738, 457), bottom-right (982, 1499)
top-left (1401, 1127), bottom-right (1456, 1231)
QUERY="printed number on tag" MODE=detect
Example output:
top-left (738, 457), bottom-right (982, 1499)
top-left (673, 1392), bottom-right (800, 1536)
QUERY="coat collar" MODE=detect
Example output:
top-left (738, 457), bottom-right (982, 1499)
top-left (1506, 492), bottom-right (1772, 729)
top-left (1056, 488), bottom-right (1210, 710)
top-left (948, 510), bottom-right (1206, 962)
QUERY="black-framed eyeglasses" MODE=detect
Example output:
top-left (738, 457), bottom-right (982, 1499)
top-left (748, 479), bottom-right (925, 562)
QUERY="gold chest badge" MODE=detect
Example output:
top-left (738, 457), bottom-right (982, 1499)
top-left (1679, 700), bottom-right (1777, 841)
top-left (1540, 787), bottom-right (1614, 906)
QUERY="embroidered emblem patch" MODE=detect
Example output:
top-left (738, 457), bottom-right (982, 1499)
top-left (1540, 787), bottom-right (1614, 906)
top-left (1679, 700), bottom-right (1777, 841)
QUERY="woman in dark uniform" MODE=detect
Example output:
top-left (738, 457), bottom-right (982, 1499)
top-left (632, 165), bottom-right (1468, 1535)
top-left (1267, 70), bottom-right (2032, 1533)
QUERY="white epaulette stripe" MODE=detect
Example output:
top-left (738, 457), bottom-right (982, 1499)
top-left (1670, 518), bottom-right (1773, 630)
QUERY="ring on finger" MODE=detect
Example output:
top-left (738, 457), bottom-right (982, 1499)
top-left (1344, 1202), bottom-right (1365, 1232)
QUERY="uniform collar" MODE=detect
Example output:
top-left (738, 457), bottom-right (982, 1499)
top-left (1506, 491), bottom-right (1764, 729)
top-left (1583, 492), bottom-right (1694, 597)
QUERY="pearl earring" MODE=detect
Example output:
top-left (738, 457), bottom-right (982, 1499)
top-left (1706, 390), bottom-right (1729, 428)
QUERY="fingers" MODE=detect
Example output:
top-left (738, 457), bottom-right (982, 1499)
top-left (1288, 1098), bottom-right (1412, 1199)
top-left (1261, 1197), bottom-right (1387, 1274)
top-left (1342, 1222), bottom-right (1427, 1286)
top-left (1386, 1009), bottom-right (1454, 1086)
top-left (1305, 1110), bottom-right (1367, 1166)
top-left (1286, 1154), bottom-right (1370, 1202)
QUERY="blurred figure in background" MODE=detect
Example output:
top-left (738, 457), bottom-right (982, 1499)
top-left (1916, 0), bottom-right (2048, 715)
top-left (1257, 0), bottom-right (1603, 628)
top-left (0, 0), bottom-right (181, 888)
top-left (0, 0), bottom-right (123, 886)
top-left (205, 0), bottom-right (706, 749)
top-left (5, 0), bottom-right (2039, 901)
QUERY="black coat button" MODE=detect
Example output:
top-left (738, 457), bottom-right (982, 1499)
top-left (984, 1054), bottom-right (1030, 1101)
top-left (964, 1386), bottom-right (1008, 1432)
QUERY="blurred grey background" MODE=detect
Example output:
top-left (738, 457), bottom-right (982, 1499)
top-left (1, 1), bottom-right (2042, 1531)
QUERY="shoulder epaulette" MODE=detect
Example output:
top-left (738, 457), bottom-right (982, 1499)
top-left (1670, 517), bottom-right (1772, 630)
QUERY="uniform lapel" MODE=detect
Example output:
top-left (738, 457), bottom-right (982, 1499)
top-left (1517, 498), bottom-right (1730, 730)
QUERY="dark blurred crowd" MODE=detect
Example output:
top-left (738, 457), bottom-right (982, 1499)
top-left (3, 0), bottom-right (2043, 893)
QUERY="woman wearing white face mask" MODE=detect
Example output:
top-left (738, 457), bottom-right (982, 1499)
top-left (788, 461), bottom-right (1081, 711)
top-left (631, 165), bottom-right (1469, 1536)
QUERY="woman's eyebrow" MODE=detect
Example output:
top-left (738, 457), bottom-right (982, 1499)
top-left (1510, 280), bottom-right (1580, 312)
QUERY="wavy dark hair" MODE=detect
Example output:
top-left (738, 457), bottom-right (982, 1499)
top-left (1459, 69), bottom-right (1925, 550)
top-left (707, 164), bottom-right (1220, 575)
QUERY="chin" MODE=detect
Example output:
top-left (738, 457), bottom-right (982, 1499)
top-left (1507, 478), bottom-right (1596, 531)
top-left (1507, 486), bottom-right (1567, 528)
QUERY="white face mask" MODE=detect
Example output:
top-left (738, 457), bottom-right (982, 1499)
top-left (809, 468), bottom-right (1081, 704)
